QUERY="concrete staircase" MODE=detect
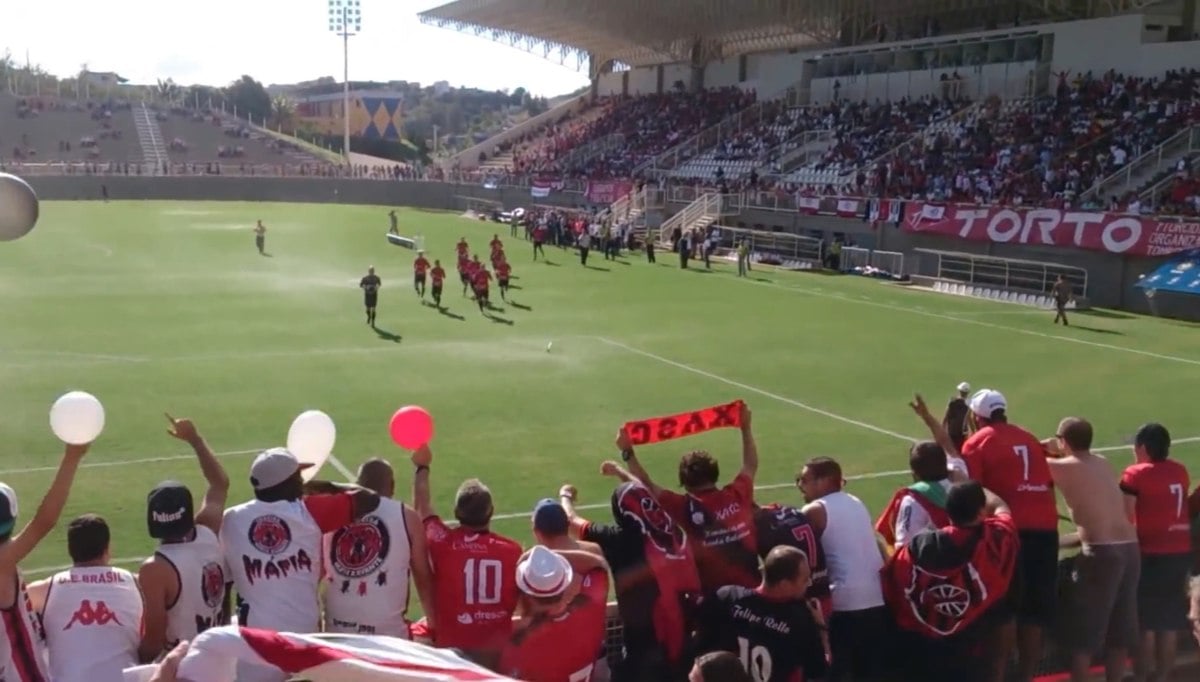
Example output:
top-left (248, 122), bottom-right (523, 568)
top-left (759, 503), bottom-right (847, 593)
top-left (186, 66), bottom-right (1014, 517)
top-left (133, 102), bottom-right (168, 171)
top-left (1086, 125), bottom-right (1200, 201)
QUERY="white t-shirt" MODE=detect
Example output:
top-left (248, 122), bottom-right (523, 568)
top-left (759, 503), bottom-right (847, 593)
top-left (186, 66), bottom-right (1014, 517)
top-left (818, 491), bottom-right (885, 612)
top-left (322, 497), bottom-right (412, 637)
top-left (893, 480), bottom-right (954, 548)
top-left (41, 566), bottom-right (143, 682)
top-left (155, 526), bottom-right (227, 651)
top-left (0, 570), bottom-right (51, 682)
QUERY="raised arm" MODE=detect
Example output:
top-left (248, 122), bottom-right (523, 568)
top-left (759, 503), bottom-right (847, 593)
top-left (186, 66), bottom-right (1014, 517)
top-left (559, 484), bottom-right (588, 538)
top-left (411, 445), bottom-right (435, 520)
top-left (737, 402), bottom-right (758, 480)
top-left (404, 504), bottom-right (437, 634)
top-left (0, 444), bottom-right (89, 575)
top-left (165, 415), bottom-right (229, 534)
top-left (618, 429), bottom-right (665, 498)
top-left (909, 394), bottom-right (967, 482)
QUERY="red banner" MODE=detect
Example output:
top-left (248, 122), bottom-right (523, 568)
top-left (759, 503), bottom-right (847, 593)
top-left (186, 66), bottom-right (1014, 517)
top-left (904, 203), bottom-right (1200, 257)
top-left (585, 180), bottom-right (633, 204)
top-left (623, 400), bottom-right (744, 446)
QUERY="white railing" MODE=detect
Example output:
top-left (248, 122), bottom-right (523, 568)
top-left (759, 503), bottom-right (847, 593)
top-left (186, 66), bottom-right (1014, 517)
top-left (1088, 125), bottom-right (1199, 201)
top-left (762, 129), bottom-right (834, 174)
top-left (440, 94), bottom-right (590, 171)
top-left (135, 103), bottom-right (168, 170)
top-left (557, 134), bottom-right (625, 172)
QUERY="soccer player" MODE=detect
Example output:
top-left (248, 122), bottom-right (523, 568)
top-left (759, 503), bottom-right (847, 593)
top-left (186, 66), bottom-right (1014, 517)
top-left (959, 389), bottom-right (1058, 682)
top-left (495, 258), bottom-right (512, 301)
top-left (137, 415), bottom-right (230, 662)
top-left (695, 546), bottom-right (829, 682)
top-left (388, 210), bottom-right (399, 235)
top-left (455, 237), bottom-right (469, 261)
top-left (458, 253), bottom-right (472, 297)
top-left (28, 515), bottom-right (145, 682)
top-left (360, 266), bottom-right (381, 326)
top-left (471, 263), bottom-right (492, 312)
top-left (0, 443), bottom-right (90, 682)
top-left (413, 251), bottom-right (430, 298)
top-left (625, 402), bottom-right (760, 592)
top-left (253, 220), bottom-right (266, 255)
top-left (1120, 423), bottom-right (1192, 681)
top-left (489, 233), bottom-right (503, 257)
top-left (533, 221), bottom-right (548, 260)
top-left (409, 445), bottom-right (522, 668)
top-left (430, 260), bottom-right (446, 309)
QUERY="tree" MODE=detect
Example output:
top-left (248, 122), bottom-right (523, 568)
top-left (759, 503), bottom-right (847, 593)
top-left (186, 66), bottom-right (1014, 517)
top-left (224, 75), bottom-right (271, 123)
top-left (78, 63), bottom-right (89, 99)
top-left (156, 78), bottom-right (181, 104)
top-left (269, 96), bottom-right (295, 129)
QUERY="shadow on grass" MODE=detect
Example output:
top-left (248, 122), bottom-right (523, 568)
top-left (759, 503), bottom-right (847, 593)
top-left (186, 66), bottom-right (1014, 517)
top-left (487, 313), bottom-right (515, 325)
top-left (542, 260), bottom-right (561, 267)
top-left (1071, 325), bottom-right (1123, 335)
top-left (584, 265), bottom-right (611, 272)
top-left (372, 326), bottom-right (402, 343)
top-left (1075, 308), bottom-right (1136, 320)
top-left (425, 302), bottom-right (465, 321)
top-left (509, 301), bottom-right (532, 311)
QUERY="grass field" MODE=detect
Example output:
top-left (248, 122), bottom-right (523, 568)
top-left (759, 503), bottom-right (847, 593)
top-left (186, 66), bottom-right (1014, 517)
top-left (1, 200), bottom-right (1198, 580)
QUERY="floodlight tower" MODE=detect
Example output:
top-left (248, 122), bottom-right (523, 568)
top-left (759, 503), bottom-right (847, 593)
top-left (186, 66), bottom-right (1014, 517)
top-left (328, 0), bottom-right (362, 160)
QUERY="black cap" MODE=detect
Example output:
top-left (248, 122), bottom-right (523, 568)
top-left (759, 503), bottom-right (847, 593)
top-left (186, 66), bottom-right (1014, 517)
top-left (0, 483), bottom-right (17, 537)
top-left (146, 482), bottom-right (195, 540)
top-left (1134, 423), bottom-right (1171, 460)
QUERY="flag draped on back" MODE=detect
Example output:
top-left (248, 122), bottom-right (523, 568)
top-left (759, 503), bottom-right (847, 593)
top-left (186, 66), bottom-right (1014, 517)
top-left (173, 626), bottom-right (514, 681)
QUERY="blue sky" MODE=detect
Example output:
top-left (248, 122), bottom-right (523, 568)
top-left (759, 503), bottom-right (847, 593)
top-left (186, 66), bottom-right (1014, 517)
top-left (0, 0), bottom-right (591, 96)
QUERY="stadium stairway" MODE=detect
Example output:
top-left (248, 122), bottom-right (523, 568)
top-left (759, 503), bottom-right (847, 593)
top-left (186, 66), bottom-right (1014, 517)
top-left (913, 276), bottom-right (1089, 310)
top-left (1087, 124), bottom-right (1200, 202)
top-left (655, 192), bottom-right (725, 246)
top-left (134, 103), bottom-right (168, 170)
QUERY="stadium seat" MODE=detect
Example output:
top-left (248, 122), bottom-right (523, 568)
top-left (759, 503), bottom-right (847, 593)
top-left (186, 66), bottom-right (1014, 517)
top-left (1017, 294), bottom-right (1029, 305)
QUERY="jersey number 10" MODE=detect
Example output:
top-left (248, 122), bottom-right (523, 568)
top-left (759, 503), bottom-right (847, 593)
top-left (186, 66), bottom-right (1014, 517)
top-left (738, 636), bottom-right (773, 682)
top-left (463, 558), bottom-right (503, 605)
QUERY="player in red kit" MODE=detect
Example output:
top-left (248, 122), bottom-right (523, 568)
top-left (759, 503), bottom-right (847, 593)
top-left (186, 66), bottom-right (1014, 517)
top-left (429, 260), bottom-right (446, 309)
top-left (499, 546), bottom-right (609, 682)
top-left (413, 252), bottom-right (430, 298)
top-left (456, 237), bottom-right (469, 259)
top-left (959, 389), bottom-right (1057, 682)
top-left (463, 257), bottom-right (481, 298)
top-left (457, 254), bottom-right (472, 297)
top-left (471, 265), bottom-right (492, 312)
top-left (1120, 423), bottom-right (1192, 680)
top-left (409, 445), bottom-right (521, 668)
top-left (495, 259), bottom-right (512, 301)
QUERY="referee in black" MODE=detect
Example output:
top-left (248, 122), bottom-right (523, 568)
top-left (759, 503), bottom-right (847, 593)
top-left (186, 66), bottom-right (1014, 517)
top-left (360, 266), bottom-right (381, 326)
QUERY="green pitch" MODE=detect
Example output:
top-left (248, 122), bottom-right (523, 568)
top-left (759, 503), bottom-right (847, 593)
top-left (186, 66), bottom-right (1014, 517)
top-left (1, 200), bottom-right (1197, 580)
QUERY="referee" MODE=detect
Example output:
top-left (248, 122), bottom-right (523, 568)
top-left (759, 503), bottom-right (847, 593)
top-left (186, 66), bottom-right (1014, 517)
top-left (360, 266), bottom-right (381, 326)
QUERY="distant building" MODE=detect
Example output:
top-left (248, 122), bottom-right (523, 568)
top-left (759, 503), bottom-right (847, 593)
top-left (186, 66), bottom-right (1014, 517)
top-left (293, 90), bottom-right (405, 140)
top-left (432, 80), bottom-right (451, 95)
top-left (81, 71), bottom-right (129, 88)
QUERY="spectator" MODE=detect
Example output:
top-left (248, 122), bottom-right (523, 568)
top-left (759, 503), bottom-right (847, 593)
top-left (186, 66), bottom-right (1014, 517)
top-left (882, 481), bottom-right (1019, 682)
top-left (497, 546), bottom-right (610, 682)
top-left (689, 651), bottom-right (754, 682)
top-left (753, 502), bottom-right (831, 619)
top-left (1044, 417), bottom-right (1140, 682)
top-left (1119, 423), bottom-right (1192, 681)
top-left (221, 447), bottom-right (379, 682)
top-left (695, 545), bottom-right (829, 682)
top-left (874, 438), bottom-right (954, 550)
top-left (0, 443), bottom-right (89, 681)
top-left (959, 389), bottom-right (1058, 682)
top-left (797, 456), bottom-right (892, 681)
top-left (29, 515), bottom-right (144, 682)
top-left (625, 403), bottom-right (760, 592)
top-left (321, 457), bottom-right (436, 638)
top-left (943, 382), bottom-right (971, 451)
top-left (410, 444), bottom-right (522, 667)
top-left (561, 471), bottom-right (702, 682)
top-left (137, 417), bottom-right (230, 662)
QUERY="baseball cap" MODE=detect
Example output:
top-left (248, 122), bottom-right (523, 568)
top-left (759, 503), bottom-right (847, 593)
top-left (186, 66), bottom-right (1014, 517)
top-left (532, 499), bottom-right (569, 535)
top-left (249, 448), bottom-right (312, 490)
top-left (0, 483), bottom-right (17, 536)
top-left (956, 382), bottom-right (971, 394)
top-left (968, 389), bottom-right (1007, 419)
top-left (146, 482), bottom-right (195, 540)
top-left (516, 546), bottom-right (573, 599)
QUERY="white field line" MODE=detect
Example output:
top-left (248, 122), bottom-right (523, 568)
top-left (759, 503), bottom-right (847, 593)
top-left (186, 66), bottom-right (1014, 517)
top-left (734, 274), bottom-right (1200, 368)
top-left (0, 346), bottom-right (400, 369)
top-left (24, 438), bottom-right (1193, 577)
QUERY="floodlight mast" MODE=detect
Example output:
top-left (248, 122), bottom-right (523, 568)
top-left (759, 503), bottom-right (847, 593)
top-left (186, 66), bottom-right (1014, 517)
top-left (328, 0), bottom-right (362, 162)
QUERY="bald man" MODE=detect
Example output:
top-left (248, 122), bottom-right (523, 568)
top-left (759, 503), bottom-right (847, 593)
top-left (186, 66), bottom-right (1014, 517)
top-left (1044, 417), bottom-right (1140, 682)
top-left (321, 458), bottom-right (435, 636)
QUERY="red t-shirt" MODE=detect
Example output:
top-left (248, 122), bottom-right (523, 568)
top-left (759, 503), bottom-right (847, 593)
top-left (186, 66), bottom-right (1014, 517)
top-left (533, 226), bottom-right (548, 242)
top-left (423, 517), bottom-right (522, 651)
top-left (472, 269), bottom-right (491, 290)
top-left (961, 423), bottom-right (1058, 531)
top-left (1120, 460), bottom-right (1192, 555)
top-left (302, 493), bottom-right (355, 532)
top-left (465, 261), bottom-right (481, 279)
top-left (457, 256), bottom-right (469, 273)
top-left (490, 239), bottom-right (503, 252)
top-left (414, 257), bottom-right (429, 275)
top-left (498, 567), bottom-right (608, 682)
top-left (430, 266), bottom-right (446, 285)
top-left (456, 242), bottom-right (469, 256)
top-left (495, 262), bottom-right (512, 280)
top-left (658, 473), bottom-right (759, 591)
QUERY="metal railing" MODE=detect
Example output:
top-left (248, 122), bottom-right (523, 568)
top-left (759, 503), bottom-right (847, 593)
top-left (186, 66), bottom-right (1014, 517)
top-left (556, 134), bottom-right (625, 172)
top-left (440, 93), bottom-right (590, 171)
top-left (1085, 125), bottom-right (1200, 201)
top-left (842, 246), bottom-right (905, 275)
top-left (763, 129), bottom-right (835, 174)
top-left (914, 247), bottom-right (1089, 297)
top-left (656, 192), bottom-right (724, 243)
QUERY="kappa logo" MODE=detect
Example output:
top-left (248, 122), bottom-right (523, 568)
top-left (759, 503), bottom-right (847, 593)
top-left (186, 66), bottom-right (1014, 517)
top-left (64, 600), bottom-right (122, 629)
top-left (200, 562), bottom-right (225, 609)
top-left (248, 515), bottom-right (291, 556)
top-left (330, 515), bottom-right (390, 580)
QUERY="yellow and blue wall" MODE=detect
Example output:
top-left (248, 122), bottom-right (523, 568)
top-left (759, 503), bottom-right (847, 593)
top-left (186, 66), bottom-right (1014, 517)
top-left (294, 91), bottom-right (404, 140)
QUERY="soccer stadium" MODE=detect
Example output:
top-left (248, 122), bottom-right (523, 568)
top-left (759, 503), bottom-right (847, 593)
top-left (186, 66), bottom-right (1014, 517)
top-left (1, 0), bottom-right (1199, 680)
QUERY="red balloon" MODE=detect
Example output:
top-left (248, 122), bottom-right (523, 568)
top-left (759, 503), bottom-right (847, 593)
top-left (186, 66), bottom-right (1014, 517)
top-left (390, 406), bottom-right (434, 450)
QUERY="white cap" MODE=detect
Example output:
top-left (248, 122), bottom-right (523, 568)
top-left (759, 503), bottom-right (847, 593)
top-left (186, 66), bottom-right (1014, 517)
top-left (968, 389), bottom-right (1008, 419)
top-left (516, 546), bottom-right (573, 598)
top-left (956, 382), bottom-right (971, 394)
top-left (249, 448), bottom-right (312, 490)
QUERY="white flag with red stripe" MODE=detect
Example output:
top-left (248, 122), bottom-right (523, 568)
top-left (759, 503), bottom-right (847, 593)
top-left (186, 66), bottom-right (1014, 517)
top-left (170, 627), bottom-right (514, 682)
top-left (836, 199), bottom-right (860, 218)
top-left (795, 195), bottom-right (820, 214)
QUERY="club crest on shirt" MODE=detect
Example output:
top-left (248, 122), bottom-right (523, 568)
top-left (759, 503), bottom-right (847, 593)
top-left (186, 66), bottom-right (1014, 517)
top-left (200, 562), bottom-right (225, 609)
top-left (248, 515), bottom-right (291, 556)
top-left (330, 515), bottom-right (390, 579)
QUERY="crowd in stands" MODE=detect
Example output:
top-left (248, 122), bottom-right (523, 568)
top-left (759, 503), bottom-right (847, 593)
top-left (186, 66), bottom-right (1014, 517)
top-left (5, 391), bottom-right (1199, 682)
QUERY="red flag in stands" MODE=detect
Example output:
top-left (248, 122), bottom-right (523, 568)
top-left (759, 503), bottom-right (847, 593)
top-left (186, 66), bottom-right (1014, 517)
top-left (624, 400), bottom-right (745, 446)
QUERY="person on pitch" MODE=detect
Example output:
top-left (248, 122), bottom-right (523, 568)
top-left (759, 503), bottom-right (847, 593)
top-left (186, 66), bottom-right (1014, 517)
top-left (471, 262), bottom-right (492, 313)
top-left (0, 443), bottom-right (90, 681)
top-left (430, 259), bottom-right (446, 309)
top-left (137, 415), bottom-right (230, 662)
top-left (458, 252), bottom-right (472, 297)
top-left (463, 256), bottom-right (482, 299)
top-left (388, 210), bottom-right (399, 235)
top-left (455, 237), bottom-right (469, 261)
top-left (413, 251), bottom-right (430, 299)
top-left (495, 258), bottom-right (512, 302)
top-left (253, 220), bottom-right (266, 256)
top-left (489, 234), bottom-right (503, 259)
top-left (1051, 274), bottom-right (1074, 325)
top-left (360, 266), bottom-right (382, 326)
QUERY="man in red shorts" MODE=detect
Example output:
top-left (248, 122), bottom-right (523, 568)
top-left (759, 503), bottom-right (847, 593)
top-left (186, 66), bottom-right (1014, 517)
top-left (494, 258), bottom-right (512, 302)
top-left (457, 253), bottom-right (472, 297)
top-left (412, 251), bottom-right (430, 299)
top-left (471, 263), bottom-right (491, 313)
top-left (409, 445), bottom-right (521, 668)
top-left (960, 388), bottom-right (1058, 682)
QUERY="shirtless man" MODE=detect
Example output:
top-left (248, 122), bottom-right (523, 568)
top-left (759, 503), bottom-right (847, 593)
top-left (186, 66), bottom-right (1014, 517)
top-left (1044, 417), bottom-right (1140, 682)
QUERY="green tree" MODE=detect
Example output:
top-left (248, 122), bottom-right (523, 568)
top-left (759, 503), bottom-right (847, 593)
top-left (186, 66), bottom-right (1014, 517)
top-left (224, 75), bottom-right (271, 122)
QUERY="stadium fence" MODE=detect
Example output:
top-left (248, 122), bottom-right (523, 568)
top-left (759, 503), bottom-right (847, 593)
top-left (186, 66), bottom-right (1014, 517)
top-left (913, 248), bottom-right (1089, 298)
top-left (841, 247), bottom-right (905, 275)
top-left (714, 226), bottom-right (823, 267)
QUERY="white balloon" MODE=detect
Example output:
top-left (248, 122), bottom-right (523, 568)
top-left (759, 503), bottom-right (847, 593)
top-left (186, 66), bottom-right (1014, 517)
top-left (286, 410), bottom-right (336, 482)
top-left (0, 173), bottom-right (39, 242)
top-left (49, 391), bottom-right (105, 445)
